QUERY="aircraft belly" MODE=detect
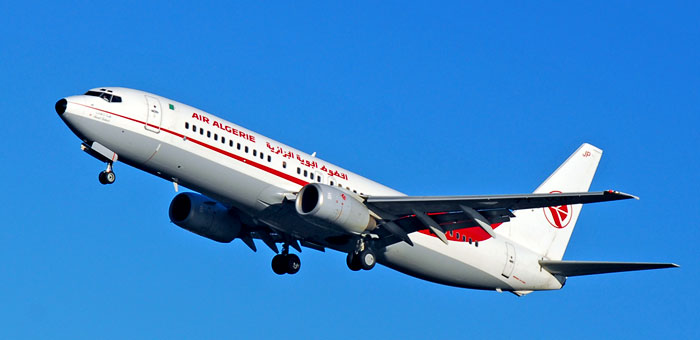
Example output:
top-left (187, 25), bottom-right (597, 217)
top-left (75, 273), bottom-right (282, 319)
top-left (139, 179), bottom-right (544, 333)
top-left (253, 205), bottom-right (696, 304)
top-left (377, 233), bottom-right (513, 290)
top-left (135, 136), bottom-right (284, 213)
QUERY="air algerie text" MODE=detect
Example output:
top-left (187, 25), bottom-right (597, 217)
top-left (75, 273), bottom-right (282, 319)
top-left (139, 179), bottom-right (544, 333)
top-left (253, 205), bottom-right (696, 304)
top-left (191, 112), bottom-right (255, 142)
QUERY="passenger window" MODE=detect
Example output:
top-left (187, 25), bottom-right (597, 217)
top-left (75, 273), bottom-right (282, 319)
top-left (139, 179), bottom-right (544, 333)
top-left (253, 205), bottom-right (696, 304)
top-left (455, 232), bottom-right (460, 239)
top-left (330, 181), bottom-right (334, 186)
top-left (237, 143), bottom-right (241, 150)
top-left (297, 167), bottom-right (301, 174)
top-left (245, 146), bottom-right (249, 153)
top-left (192, 125), bottom-right (196, 132)
top-left (253, 150), bottom-right (257, 156)
top-left (185, 122), bottom-right (189, 129)
top-left (260, 152), bottom-right (264, 160)
top-left (214, 134), bottom-right (218, 141)
top-left (304, 170), bottom-right (308, 177)
top-left (222, 137), bottom-right (225, 144)
top-left (463, 235), bottom-right (467, 242)
top-left (267, 155), bottom-right (271, 162)
top-left (310, 173), bottom-right (314, 180)
top-left (229, 140), bottom-right (233, 147)
top-left (207, 131), bottom-right (211, 138)
top-left (317, 176), bottom-right (322, 183)
top-left (200, 128), bottom-right (204, 135)
top-left (282, 161), bottom-right (287, 168)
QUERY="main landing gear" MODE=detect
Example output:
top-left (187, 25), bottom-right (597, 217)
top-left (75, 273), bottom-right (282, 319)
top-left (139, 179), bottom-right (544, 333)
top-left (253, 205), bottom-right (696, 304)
top-left (346, 239), bottom-right (376, 271)
top-left (271, 243), bottom-right (301, 275)
top-left (98, 162), bottom-right (116, 185)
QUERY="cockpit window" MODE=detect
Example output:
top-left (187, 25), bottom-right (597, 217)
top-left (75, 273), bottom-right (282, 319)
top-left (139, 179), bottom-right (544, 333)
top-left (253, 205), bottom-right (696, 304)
top-left (84, 90), bottom-right (122, 103)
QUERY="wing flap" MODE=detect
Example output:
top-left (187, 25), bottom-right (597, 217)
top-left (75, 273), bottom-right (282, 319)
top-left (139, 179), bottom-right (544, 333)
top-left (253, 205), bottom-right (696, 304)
top-left (539, 260), bottom-right (679, 277)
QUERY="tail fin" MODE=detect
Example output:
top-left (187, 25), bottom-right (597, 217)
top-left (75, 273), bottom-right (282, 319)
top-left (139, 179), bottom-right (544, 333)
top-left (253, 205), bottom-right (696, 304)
top-left (498, 143), bottom-right (602, 260)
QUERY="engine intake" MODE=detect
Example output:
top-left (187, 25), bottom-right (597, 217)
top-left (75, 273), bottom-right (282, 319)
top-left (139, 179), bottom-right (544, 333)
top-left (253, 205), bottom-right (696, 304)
top-left (296, 183), bottom-right (375, 234)
top-left (169, 192), bottom-right (242, 243)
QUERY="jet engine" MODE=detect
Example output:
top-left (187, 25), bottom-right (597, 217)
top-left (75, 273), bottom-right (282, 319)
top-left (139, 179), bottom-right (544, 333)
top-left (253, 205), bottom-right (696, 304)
top-left (169, 192), bottom-right (242, 243)
top-left (296, 183), bottom-right (376, 234)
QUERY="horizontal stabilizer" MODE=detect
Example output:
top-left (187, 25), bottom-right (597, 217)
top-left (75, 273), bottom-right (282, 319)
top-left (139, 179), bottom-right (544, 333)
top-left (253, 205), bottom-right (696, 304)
top-left (540, 260), bottom-right (679, 277)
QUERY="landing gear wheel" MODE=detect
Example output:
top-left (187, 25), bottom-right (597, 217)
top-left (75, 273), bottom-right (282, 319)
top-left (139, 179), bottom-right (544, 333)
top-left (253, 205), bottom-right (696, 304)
top-left (271, 254), bottom-right (301, 275)
top-left (98, 171), bottom-right (116, 185)
top-left (359, 249), bottom-right (376, 270)
top-left (271, 255), bottom-right (287, 275)
top-left (346, 252), bottom-right (362, 271)
top-left (285, 254), bottom-right (301, 274)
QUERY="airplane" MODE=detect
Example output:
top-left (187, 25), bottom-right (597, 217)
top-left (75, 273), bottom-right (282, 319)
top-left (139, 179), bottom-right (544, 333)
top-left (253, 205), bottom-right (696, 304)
top-left (55, 87), bottom-right (678, 296)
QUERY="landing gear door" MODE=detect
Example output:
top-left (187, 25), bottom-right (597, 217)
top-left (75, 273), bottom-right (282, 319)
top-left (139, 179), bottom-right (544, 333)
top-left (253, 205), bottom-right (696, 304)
top-left (502, 242), bottom-right (516, 278)
top-left (145, 95), bottom-right (162, 133)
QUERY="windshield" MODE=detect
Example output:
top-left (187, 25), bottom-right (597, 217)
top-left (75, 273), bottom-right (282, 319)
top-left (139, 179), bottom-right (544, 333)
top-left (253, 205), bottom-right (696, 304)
top-left (84, 90), bottom-right (122, 103)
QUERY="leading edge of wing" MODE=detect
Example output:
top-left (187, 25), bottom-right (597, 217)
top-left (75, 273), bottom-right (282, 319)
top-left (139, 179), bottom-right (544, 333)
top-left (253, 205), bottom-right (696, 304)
top-left (365, 190), bottom-right (637, 217)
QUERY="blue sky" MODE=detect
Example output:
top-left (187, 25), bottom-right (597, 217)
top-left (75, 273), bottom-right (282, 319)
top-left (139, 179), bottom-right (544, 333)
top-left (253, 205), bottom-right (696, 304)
top-left (1, 1), bottom-right (698, 338)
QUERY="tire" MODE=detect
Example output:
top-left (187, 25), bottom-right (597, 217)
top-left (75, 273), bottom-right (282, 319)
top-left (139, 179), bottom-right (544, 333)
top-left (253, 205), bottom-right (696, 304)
top-left (346, 252), bottom-right (362, 271)
top-left (99, 171), bottom-right (115, 185)
top-left (271, 255), bottom-right (287, 275)
top-left (360, 249), bottom-right (376, 271)
top-left (285, 254), bottom-right (301, 274)
top-left (98, 172), bottom-right (108, 185)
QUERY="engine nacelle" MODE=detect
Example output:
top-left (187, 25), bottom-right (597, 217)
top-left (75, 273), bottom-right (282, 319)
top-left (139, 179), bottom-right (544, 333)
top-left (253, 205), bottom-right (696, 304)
top-left (169, 192), bottom-right (242, 243)
top-left (296, 183), bottom-right (376, 234)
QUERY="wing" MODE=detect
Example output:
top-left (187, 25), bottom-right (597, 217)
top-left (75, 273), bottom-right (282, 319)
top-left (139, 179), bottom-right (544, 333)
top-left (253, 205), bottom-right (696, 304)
top-left (365, 190), bottom-right (636, 246)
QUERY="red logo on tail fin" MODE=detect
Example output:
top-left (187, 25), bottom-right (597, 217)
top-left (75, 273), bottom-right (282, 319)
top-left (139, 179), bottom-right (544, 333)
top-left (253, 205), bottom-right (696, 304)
top-left (543, 191), bottom-right (573, 229)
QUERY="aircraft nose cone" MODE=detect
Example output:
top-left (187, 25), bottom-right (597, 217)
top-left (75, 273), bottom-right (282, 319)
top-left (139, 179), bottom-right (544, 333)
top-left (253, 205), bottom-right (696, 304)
top-left (55, 98), bottom-right (67, 115)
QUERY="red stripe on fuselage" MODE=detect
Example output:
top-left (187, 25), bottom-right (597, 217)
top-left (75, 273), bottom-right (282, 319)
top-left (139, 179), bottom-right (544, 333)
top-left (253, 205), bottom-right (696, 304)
top-left (73, 102), bottom-right (309, 187)
top-left (417, 223), bottom-right (503, 243)
top-left (73, 102), bottom-right (498, 243)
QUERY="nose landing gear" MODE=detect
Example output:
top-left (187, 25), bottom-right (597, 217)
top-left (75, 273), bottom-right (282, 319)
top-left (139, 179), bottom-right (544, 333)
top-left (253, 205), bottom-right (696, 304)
top-left (98, 162), bottom-right (116, 185)
top-left (80, 142), bottom-right (118, 185)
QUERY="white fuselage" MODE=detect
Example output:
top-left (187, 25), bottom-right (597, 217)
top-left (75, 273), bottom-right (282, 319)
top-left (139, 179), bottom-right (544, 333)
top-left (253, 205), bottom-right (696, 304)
top-left (58, 87), bottom-right (564, 293)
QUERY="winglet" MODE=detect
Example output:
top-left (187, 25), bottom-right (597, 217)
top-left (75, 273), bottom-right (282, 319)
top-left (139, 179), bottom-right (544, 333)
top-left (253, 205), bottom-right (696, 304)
top-left (605, 190), bottom-right (639, 200)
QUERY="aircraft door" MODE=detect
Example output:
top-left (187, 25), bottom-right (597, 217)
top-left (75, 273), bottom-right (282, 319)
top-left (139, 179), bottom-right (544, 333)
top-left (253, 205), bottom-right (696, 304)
top-left (502, 242), bottom-right (516, 278)
top-left (145, 95), bottom-right (162, 133)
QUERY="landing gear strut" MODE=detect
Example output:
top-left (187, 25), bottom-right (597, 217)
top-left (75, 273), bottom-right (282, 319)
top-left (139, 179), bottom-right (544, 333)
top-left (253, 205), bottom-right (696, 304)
top-left (271, 243), bottom-right (301, 275)
top-left (98, 162), bottom-right (116, 185)
top-left (346, 239), bottom-right (376, 271)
